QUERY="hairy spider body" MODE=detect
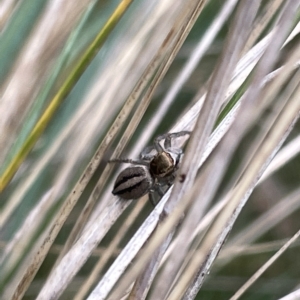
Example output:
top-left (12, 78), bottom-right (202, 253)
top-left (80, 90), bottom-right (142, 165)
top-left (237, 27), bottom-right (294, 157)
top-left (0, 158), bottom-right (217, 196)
top-left (110, 131), bottom-right (190, 205)
top-left (149, 151), bottom-right (178, 178)
top-left (112, 166), bottom-right (153, 199)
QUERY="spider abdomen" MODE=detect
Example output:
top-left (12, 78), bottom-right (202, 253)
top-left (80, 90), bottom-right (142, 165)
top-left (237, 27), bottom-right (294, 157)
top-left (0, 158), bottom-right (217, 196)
top-left (112, 166), bottom-right (153, 199)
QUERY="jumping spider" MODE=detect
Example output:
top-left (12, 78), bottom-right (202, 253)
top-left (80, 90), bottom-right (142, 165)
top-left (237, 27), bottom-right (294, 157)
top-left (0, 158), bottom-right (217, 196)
top-left (109, 131), bottom-right (190, 206)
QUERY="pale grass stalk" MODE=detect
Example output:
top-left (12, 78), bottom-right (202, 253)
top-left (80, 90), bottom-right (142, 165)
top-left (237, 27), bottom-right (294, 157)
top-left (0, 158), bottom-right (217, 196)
top-left (229, 229), bottom-right (300, 300)
top-left (101, 2), bottom-right (262, 298)
top-left (171, 3), bottom-right (300, 298)
top-left (69, 14), bottom-right (196, 295)
top-left (34, 2), bottom-right (201, 299)
top-left (284, 21), bottom-right (300, 45)
top-left (48, 244), bottom-right (120, 257)
top-left (162, 56), bottom-right (300, 277)
top-left (62, 0), bottom-right (205, 293)
top-left (278, 288), bottom-right (300, 300)
top-left (214, 67), bottom-right (300, 265)
top-left (55, 6), bottom-right (195, 282)
top-left (0, 189), bottom-right (52, 267)
top-left (155, 25), bottom-right (300, 297)
top-left (87, 195), bottom-right (170, 300)
top-left (242, 0), bottom-right (285, 52)
top-left (0, 0), bottom-right (18, 30)
top-left (4, 2), bottom-right (183, 298)
top-left (134, 0), bottom-right (239, 153)
top-left (181, 78), bottom-right (300, 300)
top-left (219, 188), bottom-right (300, 261)
top-left (74, 199), bottom-right (147, 300)
top-left (54, 33), bottom-right (174, 263)
top-left (0, 0), bottom-right (91, 164)
top-left (128, 228), bottom-right (173, 300)
top-left (260, 134), bottom-right (300, 181)
top-left (0, 0), bottom-right (182, 228)
top-left (221, 238), bottom-right (300, 257)
top-left (56, 0), bottom-right (202, 257)
top-left (86, 6), bottom-right (276, 298)
top-left (165, 0), bottom-right (258, 215)
top-left (152, 2), bottom-right (260, 298)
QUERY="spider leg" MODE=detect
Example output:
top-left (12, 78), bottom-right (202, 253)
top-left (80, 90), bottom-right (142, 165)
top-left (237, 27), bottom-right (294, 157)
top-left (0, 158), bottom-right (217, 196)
top-left (149, 184), bottom-right (165, 206)
top-left (149, 192), bottom-right (157, 207)
top-left (108, 158), bottom-right (149, 166)
top-left (140, 145), bottom-right (157, 160)
top-left (153, 131), bottom-right (191, 151)
top-left (164, 131), bottom-right (191, 149)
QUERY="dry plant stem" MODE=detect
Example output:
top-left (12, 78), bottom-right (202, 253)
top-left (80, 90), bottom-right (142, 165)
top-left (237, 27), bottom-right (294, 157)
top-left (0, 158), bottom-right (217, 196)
top-left (56, 21), bottom-right (188, 279)
top-left (209, 62), bottom-right (300, 267)
top-left (279, 288), bottom-right (300, 300)
top-left (217, 70), bottom-right (300, 260)
top-left (179, 3), bottom-right (300, 298)
top-left (222, 238), bottom-right (300, 257)
top-left (54, 37), bottom-right (173, 264)
top-left (229, 229), bottom-right (300, 300)
top-left (101, 29), bottom-right (276, 300)
top-left (89, 31), bottom-right (274, 299)
top-left (219, 188), bottom-right (300, 261)
top-left (0, 0), bottom-right (17, 30)
top-left (34, 3), bottom-right (196, 299)
top-left (93, 98), bottom-right (239, 299)
top-left (151, 1), bottom-right (259, 298)
top-left (86, 195), bottom-right (170, 300)
top-left (161, 56), bottom-right (300, 281)
top-left (133, 0), bottom-right (239, 152)
top-left (167, 55), bottom-right (300, 278)
top-left (165, 0), bottom-right (258, 213)
top-left (49, 244), bottom-right (120, 257)
top-left (75, 199), bottom-right (147, 300)
top-left (1, 191), bottom-right (56, 298)
top-left (242, 0), bottom-right (285, 53)
top-left (79, 0), bottom-right (207, 296)
top-left (0, 190), bottom-right (52, 267)
top-left (129, 218), bottom-right (174, 300)
top-left (127, 0), bottom-right (209, 296)
top-left (180, 76), bottom-right (300, 300)
top-left (0, 0), bottom-right (135, 227)
top-left (41, 200), bottom-right (131, 300)
top-left (0, 0), bottom-right (134, 192)
top-left (260, 134), bottom-right (300, 181)
top-left (3, 1), bottom-right (184, 295)
top-left (107, 1), bottom-right (260, 299)
top-left (0, 0), bottom-right (91, 165)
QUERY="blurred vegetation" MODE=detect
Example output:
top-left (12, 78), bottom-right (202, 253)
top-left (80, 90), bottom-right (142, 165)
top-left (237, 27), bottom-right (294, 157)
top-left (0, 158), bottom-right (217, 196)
top-left (1, 0), bottom-right (300, 299)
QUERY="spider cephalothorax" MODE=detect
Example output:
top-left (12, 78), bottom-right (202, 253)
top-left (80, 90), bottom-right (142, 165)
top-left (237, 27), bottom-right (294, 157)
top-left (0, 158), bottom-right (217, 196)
top-left (109, 131), bottom-right (190, 205)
